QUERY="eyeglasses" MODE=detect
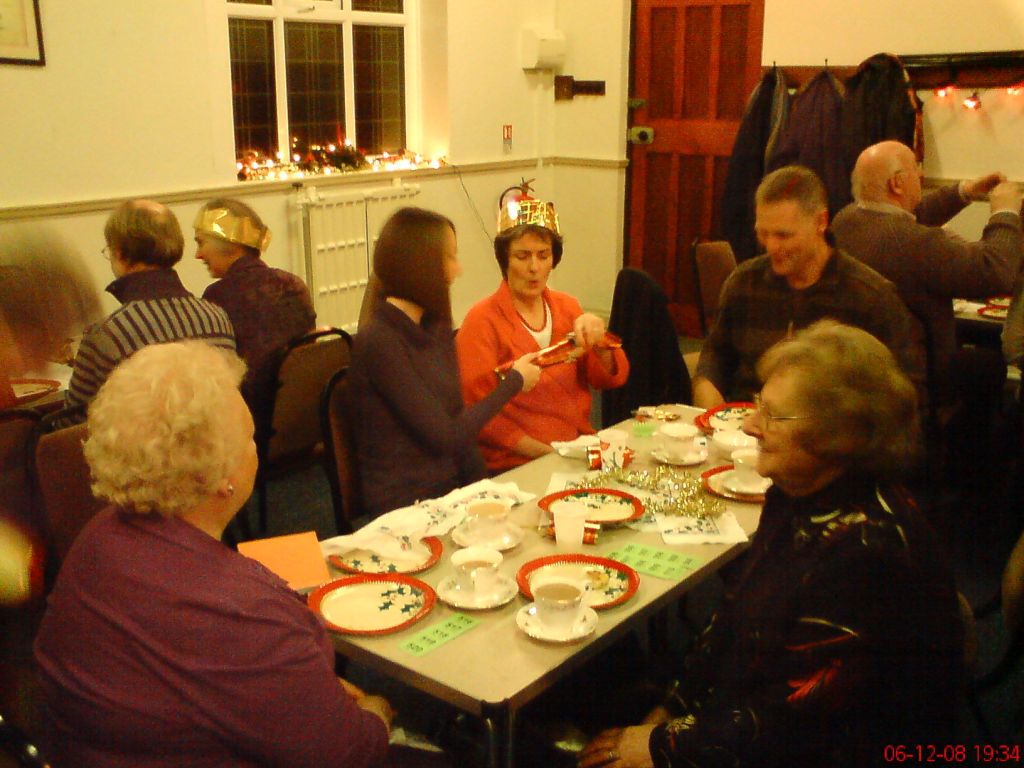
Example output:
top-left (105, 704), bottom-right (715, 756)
top-left (101, 245), bottom-right (111, 261)
top-left (753, 392), bottom-right (809, 430)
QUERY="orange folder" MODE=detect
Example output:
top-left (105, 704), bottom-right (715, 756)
top-left (237, 531), bottom-right (331, 592)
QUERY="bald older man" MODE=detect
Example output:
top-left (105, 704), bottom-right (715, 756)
top-left (832, 140), bottom-right (1022, 405)
top-left (63, 199), bottom-right (236, 423)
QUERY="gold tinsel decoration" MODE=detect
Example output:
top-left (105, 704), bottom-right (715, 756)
top-left (571, 466), bottom-right (725, 520)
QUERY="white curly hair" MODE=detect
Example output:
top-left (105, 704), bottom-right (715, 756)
top-left (84, 341), bottom-right (248, 517)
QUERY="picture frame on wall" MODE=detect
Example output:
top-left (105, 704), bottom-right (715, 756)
top-left (0, 0), bottom-right (44, 66)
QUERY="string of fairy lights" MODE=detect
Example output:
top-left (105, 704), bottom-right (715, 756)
top-left (930, 82), bottom-right (1024, 110)
top-left (236, 137), bottom-right (444, 182)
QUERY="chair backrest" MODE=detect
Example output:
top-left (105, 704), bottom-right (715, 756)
top-left (0, 409), bottom-right (42, 530)
top-left (692, 240), bottom-right (737, 335)
top-left (263, 328), bottom-right (352, 466)
top-left (33, 418), bottom-right (102, 562)
top-left (320, 367), bottom-right (361, 534)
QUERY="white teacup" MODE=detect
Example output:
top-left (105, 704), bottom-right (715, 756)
top-left (731, 448), bottom-right (762, 488)
top-left (711, 428), bottom-right (757, 458)
top-left (450, 547), bottom-right (502, 595)
top-left (464, 499), bottom-right (511, 541)
top-left (531, 576), bottom-right (586, 633)
top-left (655, 422), bottom-right (705, 461)
top-left (551, 500), bottom-right (589, 549)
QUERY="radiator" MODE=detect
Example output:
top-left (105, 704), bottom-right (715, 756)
top-left (297, 183), bottom-right (421, 333)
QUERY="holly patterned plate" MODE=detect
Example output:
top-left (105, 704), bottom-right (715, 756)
top-left (516, 554), bottom-right (640, 610)
top-left (537, 488), bottom-right (644, 524)
top-left (308, 574), bottom-right (436, 635)
top-left (694, 402), bottom-right (756, 434)
top-left (327, 536), bottom-right (443, 575)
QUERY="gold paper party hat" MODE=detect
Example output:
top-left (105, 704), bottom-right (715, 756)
top-left (193, 207), bottom-right (272, 251)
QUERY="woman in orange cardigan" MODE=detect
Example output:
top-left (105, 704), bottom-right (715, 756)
top-left (456, 195), bottom-right (629, 472)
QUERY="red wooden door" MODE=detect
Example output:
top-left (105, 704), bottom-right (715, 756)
top-left (627, 0), bottom-right (764, 336)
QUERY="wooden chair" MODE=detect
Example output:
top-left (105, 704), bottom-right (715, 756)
top-left (320, 367), bottom-right (362, 535)
top-left (32, 413), bottom-right (103, 564)
top-left (690, 239), bottom-right (737, 336)
top-left (0, 409), bottom-right (42, 532)
top-left (254, 328), bottom-right (352, 536)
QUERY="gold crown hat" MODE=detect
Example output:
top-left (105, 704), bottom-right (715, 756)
top-left (496, 182), bottom-right (560, 235)
top-left (193, 207), bottom-right (272, 251)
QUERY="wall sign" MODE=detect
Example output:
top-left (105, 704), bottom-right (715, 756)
top-left (0, 0), bottom-right (44, 66)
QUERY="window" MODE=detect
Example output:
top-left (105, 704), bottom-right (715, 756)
top-left (227, 1), bottom-right (409, 163)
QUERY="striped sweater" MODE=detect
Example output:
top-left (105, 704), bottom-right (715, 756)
top-left (63, 269), bottom-right (235, 423)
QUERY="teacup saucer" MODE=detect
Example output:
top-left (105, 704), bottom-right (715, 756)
top-left (516, 603), bottom-right (598, 643)
top-left (651, 448), bottom-right (708, 467)
top-left (451, 521), bottom-right (524, 551)
top-left (722, 470), bottom-right (771, 495)
top-left (436, 574), bottom-right (518, 610)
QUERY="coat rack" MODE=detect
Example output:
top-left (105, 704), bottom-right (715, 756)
top-left (768, 50), bottom-right (1024, 90)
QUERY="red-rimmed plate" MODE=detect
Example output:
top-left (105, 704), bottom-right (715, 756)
top-left (10, 378), bottom-right (61, 405)
top-left (537, 488), bottom-right (644, 524)
top-left (516, 554), bottom-right (640, 610)
top-left (694, 402), bottom-right (756, 434)
top-left (327, 536), bottom-right (443, 575)
top-left (308, 574), bottom-right (436, 635)
top-left (987, 295), bottom-right (1013, 309)
top-left (979, 305), bottom-right (1009, 321)
top-left (701, 464), bottom-right (768, 504)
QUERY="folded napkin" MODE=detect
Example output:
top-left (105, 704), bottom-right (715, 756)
top-left (321, 509), bottom-right (436, 565)
top-left (656, 511), bottom-right (748, 545)
top-left (320, 479), bottom-right (535, 564)
top-left (551, 434), bottom-right (600, 458)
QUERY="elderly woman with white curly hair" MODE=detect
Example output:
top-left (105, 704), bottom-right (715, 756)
top-left (33, 341), bottom-right (431, 768)
top-left (579, 321), bottom-right (964, 768)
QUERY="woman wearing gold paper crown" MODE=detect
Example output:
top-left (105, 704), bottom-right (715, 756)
top-left (456, 185), bottom-right (629, 472)
top-left (194, 198), bottom-right (316, 421)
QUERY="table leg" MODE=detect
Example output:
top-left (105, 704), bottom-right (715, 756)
top-left (482, 703), bottom-right (515, 768)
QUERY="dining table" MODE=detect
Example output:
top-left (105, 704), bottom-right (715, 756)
top-left (953, 296), bottom-right (1008, 349)
top-left (322, 404), bottom-right (763, 768)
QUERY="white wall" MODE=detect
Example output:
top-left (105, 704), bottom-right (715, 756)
top-left (763, 0), bottom-right (1024, 238)
top-left (1, 0), bottom-right (631, 321)
top-left (0, 1), bottom-right (235, 207)
top-left (4, 0), bottom-right (630, 321)
top-left (763, 0), bottom-right (1024, 64)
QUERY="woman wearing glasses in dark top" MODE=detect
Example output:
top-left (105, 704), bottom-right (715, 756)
top-left (579, 321), bottom-right (962, 768)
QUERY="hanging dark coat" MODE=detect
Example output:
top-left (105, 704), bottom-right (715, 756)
top-left (841, 52), bottom-right (921, 174)
top-left (720, 67), bottom-right (790, 262)
top-left (767, 70), bottom-right (849, 218)
top-left (601, 268), bottom-right (692, 427)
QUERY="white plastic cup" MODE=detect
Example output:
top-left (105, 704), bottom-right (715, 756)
top-left (551, 500), bottom-right (589, 549)
top-left (655, 422), bottom-right (703, 460)
top-left (464, 499), bottom-right (511, 541)
top-left (731, 448), bottom-right (762, 486)
top-left (532, 577), bottom-right (585, 632)
top-left (450, 547), bottom-right (502, 595)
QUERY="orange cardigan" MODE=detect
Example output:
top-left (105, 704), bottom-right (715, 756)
top-left (456, 281), bottom-right (629, 471)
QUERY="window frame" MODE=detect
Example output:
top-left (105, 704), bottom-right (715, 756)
top-left (224, 0), bottom-right (417, 158)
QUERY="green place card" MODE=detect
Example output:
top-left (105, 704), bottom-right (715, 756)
top-left (400, 613), bottom-right (479, 656)
top-left (606, 542), bottom-right (703, 581)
